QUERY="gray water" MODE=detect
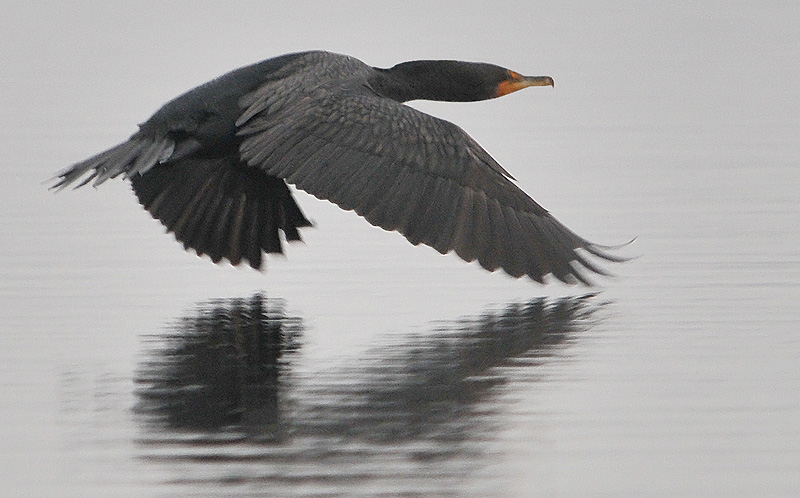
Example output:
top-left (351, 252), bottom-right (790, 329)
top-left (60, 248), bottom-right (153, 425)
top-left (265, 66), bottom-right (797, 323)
top-left (2, 2), bottom-right (798, 496)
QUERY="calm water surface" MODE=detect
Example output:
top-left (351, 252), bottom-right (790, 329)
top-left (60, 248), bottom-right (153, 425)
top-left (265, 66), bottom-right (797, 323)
top-left (1, 3), bottom-right (798, 497)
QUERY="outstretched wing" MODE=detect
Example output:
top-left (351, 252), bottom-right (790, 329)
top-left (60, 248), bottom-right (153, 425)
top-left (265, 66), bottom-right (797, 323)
top-left (237, 84), bottom-right (622, 284)
top-left (130, 156), bottom-right (311, 269)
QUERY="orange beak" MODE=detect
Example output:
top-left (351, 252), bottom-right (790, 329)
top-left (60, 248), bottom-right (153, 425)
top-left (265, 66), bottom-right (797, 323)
top-left (496, 71), bottom-right (554, 98)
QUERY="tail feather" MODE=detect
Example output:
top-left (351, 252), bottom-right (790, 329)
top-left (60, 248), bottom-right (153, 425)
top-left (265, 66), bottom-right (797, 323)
top-left (51, 138), bottom-right (174, 190)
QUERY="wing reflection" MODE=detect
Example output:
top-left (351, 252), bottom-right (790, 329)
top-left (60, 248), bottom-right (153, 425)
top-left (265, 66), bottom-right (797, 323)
top-left (296, 294), bottom-right (601, 445)
top-left (134, 294), bottom-right (302, 436)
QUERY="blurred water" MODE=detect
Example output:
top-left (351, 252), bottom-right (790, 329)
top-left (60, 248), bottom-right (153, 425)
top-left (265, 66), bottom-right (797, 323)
top-left (2, 2), bottom-right (799, 497)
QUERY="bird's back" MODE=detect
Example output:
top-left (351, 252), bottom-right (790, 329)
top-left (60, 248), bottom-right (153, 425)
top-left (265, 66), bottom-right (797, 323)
top-left (136, 52), bottom-right (313, 142)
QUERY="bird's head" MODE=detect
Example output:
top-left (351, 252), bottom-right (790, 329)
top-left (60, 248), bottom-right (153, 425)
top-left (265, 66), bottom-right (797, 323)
top-left (374, 60), bottom-right (553, 103)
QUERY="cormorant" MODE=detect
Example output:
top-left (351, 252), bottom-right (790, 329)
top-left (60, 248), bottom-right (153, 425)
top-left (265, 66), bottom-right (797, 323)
top-left (53, 51), bottom-right (626, 284)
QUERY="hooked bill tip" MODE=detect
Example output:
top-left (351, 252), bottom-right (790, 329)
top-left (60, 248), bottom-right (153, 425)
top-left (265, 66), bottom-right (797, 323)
top-left (496, 74), bottom-right (554, 97)
top-left (527, 75), bottom-right (554, 87)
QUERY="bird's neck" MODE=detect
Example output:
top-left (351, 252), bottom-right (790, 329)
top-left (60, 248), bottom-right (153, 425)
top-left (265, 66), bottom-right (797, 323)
top-left (369, 61), bottom-right (500, 103)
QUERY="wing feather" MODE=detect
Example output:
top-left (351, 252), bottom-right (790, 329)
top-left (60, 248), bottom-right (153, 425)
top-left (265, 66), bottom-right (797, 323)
top-left (451, 188), bottom-right (478, 263)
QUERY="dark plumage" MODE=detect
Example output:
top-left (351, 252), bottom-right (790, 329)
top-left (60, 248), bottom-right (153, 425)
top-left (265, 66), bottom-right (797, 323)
top-left (52, 50), bottom-right (626, 284)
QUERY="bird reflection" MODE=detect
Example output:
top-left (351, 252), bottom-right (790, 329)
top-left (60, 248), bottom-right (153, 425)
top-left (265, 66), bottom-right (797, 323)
top-left (135, 293), bottom-right (601, 451)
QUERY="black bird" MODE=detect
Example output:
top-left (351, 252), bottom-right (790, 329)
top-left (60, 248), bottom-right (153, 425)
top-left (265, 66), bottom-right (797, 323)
top-left (52, 51), bottom-right (626, 284)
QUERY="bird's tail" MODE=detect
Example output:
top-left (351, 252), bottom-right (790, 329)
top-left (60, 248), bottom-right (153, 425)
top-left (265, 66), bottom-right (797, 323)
top-left (51, 138), bottom-right (174, 190)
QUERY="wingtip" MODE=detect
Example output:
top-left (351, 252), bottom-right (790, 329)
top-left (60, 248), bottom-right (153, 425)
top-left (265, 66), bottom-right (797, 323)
top-left (582, 236), bottom-right (637, 263)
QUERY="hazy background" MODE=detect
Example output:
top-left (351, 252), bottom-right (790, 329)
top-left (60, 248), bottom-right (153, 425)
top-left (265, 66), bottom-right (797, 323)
top-left (1, 1), bottom-right (798, 496)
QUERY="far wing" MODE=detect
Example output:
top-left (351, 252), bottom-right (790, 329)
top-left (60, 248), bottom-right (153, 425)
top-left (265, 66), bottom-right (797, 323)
top-left (237, 84), bottom-right (621, 284)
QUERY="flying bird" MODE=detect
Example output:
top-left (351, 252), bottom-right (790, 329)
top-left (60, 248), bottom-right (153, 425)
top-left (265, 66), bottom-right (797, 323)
top-left (52, 51), bottom-right (626, 284)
